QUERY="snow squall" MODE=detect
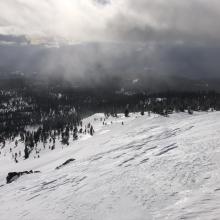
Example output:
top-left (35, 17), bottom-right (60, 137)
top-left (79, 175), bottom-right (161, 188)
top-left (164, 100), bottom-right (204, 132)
top-left (1, 112), bottom-right (220, 219)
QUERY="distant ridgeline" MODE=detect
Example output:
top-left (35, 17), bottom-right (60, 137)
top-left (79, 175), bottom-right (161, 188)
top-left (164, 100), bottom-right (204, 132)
top-left (0, 82), bottom-right (220, 161)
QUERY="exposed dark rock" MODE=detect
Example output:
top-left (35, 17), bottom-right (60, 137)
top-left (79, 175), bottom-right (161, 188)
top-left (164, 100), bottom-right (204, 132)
top-left (6, 170), bottom-right (41, 184)
top-left (55, 158), bottom-right (75, 170)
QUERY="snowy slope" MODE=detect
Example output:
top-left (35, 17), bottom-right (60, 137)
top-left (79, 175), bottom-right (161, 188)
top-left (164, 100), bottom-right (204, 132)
top-left (1, 112), bottom-right (220, 220)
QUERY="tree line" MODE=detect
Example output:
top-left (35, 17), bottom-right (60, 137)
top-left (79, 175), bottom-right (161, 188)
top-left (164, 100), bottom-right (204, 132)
top-left (0, 87), bottom-right (220, 161)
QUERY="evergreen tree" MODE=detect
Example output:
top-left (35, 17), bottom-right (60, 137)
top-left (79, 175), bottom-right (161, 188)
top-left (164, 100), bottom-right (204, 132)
top-left (124, 104), bottom-right (129, 117)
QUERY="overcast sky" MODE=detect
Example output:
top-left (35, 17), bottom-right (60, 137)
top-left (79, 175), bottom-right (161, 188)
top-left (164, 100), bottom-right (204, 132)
top-left (0, 0), bottom-right (220, 45)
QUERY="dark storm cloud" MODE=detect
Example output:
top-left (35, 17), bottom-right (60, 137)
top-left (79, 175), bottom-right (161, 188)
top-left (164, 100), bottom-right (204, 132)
top-left (104, 0), bottom-right (220, 45)
top-left (0, 34), bottom-right (29, 44)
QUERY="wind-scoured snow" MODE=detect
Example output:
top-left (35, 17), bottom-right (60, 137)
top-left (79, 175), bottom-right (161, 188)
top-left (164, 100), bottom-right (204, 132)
top-left (1, 112), bottom-right (220, 220)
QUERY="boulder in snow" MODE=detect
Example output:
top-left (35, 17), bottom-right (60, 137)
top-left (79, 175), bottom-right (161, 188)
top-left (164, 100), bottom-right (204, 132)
top-left (6, 170), bottom-right (40, 184)
top-left (55, 158), bottom-right (75, 170)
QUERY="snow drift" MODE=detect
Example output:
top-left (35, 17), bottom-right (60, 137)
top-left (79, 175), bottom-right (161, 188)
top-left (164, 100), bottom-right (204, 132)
top-left (0, 112), bottom-right (220, 220)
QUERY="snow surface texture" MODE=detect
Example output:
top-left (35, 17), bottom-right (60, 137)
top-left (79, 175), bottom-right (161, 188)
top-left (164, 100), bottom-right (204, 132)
top-left (1, 112), bottom-right (220, 220)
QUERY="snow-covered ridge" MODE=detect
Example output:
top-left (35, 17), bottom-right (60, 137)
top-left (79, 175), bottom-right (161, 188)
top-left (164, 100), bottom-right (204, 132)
top-left (1, 111), bottom-right (220, 220)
